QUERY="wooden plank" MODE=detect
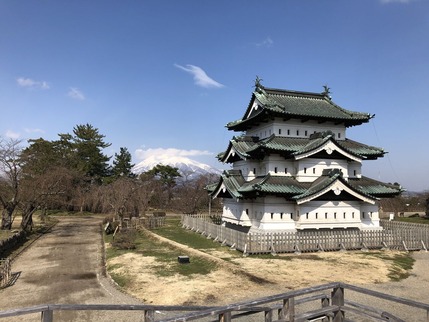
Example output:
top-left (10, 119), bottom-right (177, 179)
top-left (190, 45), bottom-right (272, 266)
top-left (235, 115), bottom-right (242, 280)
top-left (294, 306), bottom-right (339, 322)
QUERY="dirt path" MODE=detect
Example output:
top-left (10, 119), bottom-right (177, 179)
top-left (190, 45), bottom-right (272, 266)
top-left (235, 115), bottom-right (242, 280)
top-left (0, 216), bottom-right (143, 322)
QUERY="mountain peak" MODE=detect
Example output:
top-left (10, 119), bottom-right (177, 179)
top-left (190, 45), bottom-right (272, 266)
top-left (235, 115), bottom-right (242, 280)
top-left (132, 155), bottom-right (222, 179)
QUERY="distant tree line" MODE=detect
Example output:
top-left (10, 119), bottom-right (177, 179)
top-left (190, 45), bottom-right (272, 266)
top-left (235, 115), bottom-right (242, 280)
top-left (0, 124), bottom-right (220, 231)
top-left (379, 193), bottom-right (429, 217)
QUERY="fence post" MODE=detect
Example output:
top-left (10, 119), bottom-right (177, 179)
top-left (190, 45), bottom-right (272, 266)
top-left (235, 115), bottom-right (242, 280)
top-left (264, 309), bottom-right (273, 322)
top-left (331, 286), bottom-right (344, 322)
top-left (279, 297), bottom-right (295, 322)
top-left (219, 311), bottom-right (231, 322)
top-left (144, 309), bottom-right (155, 322)
top-left (321, 296), bottom-right (330, 322)
top-left (41, 308), bottom-right (53, 322)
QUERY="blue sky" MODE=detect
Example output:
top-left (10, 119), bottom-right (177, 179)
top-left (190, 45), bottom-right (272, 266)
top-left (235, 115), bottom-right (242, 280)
top-left (1, 0), bottom-right (428, 191)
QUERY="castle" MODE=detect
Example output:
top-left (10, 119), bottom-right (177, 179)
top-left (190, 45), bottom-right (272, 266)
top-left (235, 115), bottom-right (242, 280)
top-left (209, 79), bottom-right (402, 232)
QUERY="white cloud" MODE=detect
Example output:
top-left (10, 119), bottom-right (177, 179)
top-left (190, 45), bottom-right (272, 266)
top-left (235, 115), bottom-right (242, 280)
top-left (67, 87), bottom-right (85, 100)
top-left (255, 37), bottom-right (274, 48)
top-left (16, 77), bottom-right (50, 90)
top-left (24, 128), bottom-right (45, 135)
top-left (5, 130), bottom-right (20, 139)
top-left (174, 64), bottom-right (224, 88)
top-left (135, 147), bottom-right (212, 162)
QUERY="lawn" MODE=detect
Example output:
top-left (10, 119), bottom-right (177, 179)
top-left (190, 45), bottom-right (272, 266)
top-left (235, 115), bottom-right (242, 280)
top-left (395, 216), bottom-right (429, 225)
top-left (104, 219), bottom-right (220, 282)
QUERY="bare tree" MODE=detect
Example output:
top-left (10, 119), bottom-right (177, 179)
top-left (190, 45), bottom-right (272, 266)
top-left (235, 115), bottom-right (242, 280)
top-left (174, 174), bottom-right (219, 215)
top-left (101, 175), bottom-right (157, 221)
top-left (19, 166), bottom-right (76, 231)
top-left (0, 138), bottom-right (23, 230)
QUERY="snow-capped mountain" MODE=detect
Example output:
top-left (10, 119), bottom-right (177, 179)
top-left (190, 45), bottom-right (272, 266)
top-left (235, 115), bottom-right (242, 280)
top-left (132, 156), bottom-right (222, 180)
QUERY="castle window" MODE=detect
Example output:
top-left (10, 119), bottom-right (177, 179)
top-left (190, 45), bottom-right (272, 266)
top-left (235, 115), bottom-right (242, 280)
top-left (271, 213), bottom-right (274, 219)
top-left (246, 209), bottom-right (249, 215)
top-left (354, 170), bottom-right (357, 176)
top-left (304, 167), bottom-right (307, 174)
top-left (306, 213), bottom-right (309, 219)
top-left (334, 212), bottom-right (337, 219)
top-left (279, 129), bottom-right (282, 135)
top-left (313, 168), bottom-right (316, 174)
top-left (352, 212), bottom-right (355, 219)
top-left (274, 167), bottom-right (278, 173)
top-left (296, 130), bottom-right (299, 136)
top-left (343, 212), bottom-right (346, 219)
top-left (338, 133), bottom-right (341, 138)
top-left (325, 212), bottom-right (328, 219)
top-left (280, 213), bottom-right (283, 219)
top-left (287, 129), bottom-right (290, 135)
top-left (305, 130), bottom-right (308, 136)
top-left (253, 168), bottom-right (256, 175)
top-left (315, 212), bottom-right (318, 219)
top-left (285, 168), bottom-right (288, 174)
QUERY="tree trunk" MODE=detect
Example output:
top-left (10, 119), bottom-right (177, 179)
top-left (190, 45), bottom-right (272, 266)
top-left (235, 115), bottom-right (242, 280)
top-left (1, 202), bottom-right (17, 230)
top-left (21, 204), bottom-right (36, 232)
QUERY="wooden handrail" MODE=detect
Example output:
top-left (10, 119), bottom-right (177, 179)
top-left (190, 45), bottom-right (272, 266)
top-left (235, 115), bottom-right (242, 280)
top-left (1, 282), bottom-right (429, 321)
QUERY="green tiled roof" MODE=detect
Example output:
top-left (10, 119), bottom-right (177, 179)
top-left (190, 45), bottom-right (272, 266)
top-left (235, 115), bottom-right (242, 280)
top-left (210, 169), bottom-right (402, 201)
top-left (291, 170), bottom-right (343, 201)
top-left (218, 134), bottom-right (384, 163)
top-left (348, 176), bottom-right (404, 196)
top-left (227, 85), bottom-right (372, 131)
top-left (239, 174), bottom-right (307, 195)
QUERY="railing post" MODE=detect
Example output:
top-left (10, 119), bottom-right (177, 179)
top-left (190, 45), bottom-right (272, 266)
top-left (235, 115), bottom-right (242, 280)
top-left (279, 297), bottom-right (295, 322)
top-left (331, 286), bottom-right (344, 322)
top-left (144, 309), bottom-right (155, 322)
top-left (264, 309), bottom-right (273, 322)
top-left (219, 311), bottom-right (231, 322)
top-left (41, 308), bottom-right (53, 322)
top-left (321, 296), bottom-right (330, 322)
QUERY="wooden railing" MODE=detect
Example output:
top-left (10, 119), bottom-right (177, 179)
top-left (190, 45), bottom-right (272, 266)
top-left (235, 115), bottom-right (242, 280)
top-left (1, 282), bottom-right (429, 321)
top-left (182, 215), bottom-right (429, 254)
top-left (0, 258), bottom-right (11, 288)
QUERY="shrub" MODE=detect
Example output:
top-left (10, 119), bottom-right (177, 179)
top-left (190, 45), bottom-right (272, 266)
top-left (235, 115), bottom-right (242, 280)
top-left (111, 229), bottom-right (137, 250)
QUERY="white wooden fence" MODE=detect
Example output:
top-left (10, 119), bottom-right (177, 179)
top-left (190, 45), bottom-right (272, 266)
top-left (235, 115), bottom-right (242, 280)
top-left (181, 215), bottom-right (429, 255)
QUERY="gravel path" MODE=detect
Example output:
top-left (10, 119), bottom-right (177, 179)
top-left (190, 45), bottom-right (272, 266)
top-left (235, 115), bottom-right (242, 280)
top-left (1, 216), bottom-right (428, 321)
top-left (0, 216), bottom-right (144, 322)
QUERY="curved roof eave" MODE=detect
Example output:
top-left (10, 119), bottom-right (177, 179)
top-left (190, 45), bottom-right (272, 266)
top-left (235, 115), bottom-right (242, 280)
top-left (294, 176), bottom-right (377, 205)
top-left (293, 137), bottom-right (363, 162)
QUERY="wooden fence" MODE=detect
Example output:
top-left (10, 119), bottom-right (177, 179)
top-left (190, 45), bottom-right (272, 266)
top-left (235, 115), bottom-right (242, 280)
top-left (182, 215), bottom-right (429, 255)
top-left (1, 282), bottom-right (429, 321)
top-left (123, 216), bottom-right (166, 230)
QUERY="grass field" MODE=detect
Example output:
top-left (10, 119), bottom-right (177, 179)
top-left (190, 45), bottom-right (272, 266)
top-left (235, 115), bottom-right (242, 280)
top-left (105, 216), bottom-right (416, 285)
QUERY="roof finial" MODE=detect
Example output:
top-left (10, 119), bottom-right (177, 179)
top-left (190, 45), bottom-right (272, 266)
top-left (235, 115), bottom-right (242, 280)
top-left (254, 76), bottom-right (263, 89)
top-left (254, 76), bottom-right (265, 94)
top-left (322, 85), bottom-right (332, 99)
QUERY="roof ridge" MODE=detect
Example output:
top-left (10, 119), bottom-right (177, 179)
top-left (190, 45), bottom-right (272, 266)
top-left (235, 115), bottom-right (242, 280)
top-left (262, 86), bottom-right (326, 99)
